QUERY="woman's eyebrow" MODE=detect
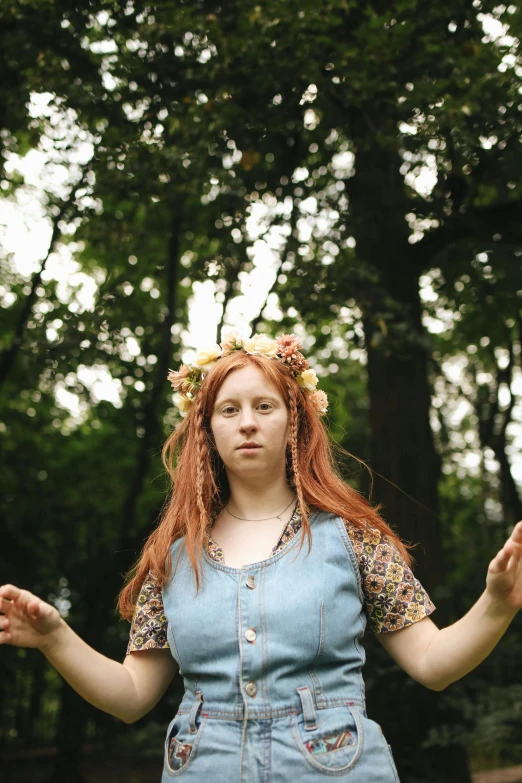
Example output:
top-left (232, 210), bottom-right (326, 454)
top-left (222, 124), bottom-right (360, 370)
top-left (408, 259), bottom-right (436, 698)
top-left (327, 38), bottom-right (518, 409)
top-left (214, 394), bottom-right (279, 408)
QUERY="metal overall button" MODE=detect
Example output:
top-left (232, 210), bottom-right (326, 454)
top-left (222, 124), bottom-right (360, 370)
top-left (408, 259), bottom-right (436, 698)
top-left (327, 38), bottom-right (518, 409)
top-left (245, 680), bottom-right (257, 697)
top-left (245, 628), bottom-right (257, 642)
top-left (246, 575), bottom-right (256, 589)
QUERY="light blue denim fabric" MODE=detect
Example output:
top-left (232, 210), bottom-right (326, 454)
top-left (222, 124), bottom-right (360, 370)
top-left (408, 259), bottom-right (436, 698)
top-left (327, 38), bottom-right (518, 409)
top-left (161, 509), bottom-right (401, 782)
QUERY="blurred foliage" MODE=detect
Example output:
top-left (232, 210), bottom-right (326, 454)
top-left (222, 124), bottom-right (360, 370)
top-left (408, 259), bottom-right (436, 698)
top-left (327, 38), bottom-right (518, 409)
top-left (1, 0), bottom-right (521, 781)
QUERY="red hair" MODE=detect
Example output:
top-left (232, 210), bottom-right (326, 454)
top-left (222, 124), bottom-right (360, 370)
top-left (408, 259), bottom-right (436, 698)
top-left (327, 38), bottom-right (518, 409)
top-left (118, 351), bottom-right (414, 621)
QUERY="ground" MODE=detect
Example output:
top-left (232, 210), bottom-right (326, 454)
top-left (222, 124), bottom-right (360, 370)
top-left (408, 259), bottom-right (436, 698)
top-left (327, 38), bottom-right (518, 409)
top-left (3, 749), bottom-right (522, 782)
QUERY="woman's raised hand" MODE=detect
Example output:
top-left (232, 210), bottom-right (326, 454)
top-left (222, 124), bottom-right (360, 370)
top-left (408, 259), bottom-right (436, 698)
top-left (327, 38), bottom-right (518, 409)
top-left (486, 520), bottom-right (522, 611)
top-left (0, 584), bottom-right (172, 724)
top-left (0, 584), bottom-right (62, 649)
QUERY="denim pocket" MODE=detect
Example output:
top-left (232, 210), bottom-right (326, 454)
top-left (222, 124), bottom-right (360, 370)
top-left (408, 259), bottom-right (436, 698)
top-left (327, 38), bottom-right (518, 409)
top-left (291, 704), bottom-right (364, 774)
top-left (164, 710), bottom-right (206, 777)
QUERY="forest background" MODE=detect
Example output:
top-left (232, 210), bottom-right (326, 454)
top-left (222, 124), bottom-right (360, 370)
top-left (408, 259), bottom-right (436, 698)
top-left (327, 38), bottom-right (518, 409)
top-left (1, 1), bottom-right (521, 782)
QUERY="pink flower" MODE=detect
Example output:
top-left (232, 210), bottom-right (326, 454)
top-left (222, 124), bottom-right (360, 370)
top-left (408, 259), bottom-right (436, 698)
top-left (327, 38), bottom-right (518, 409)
top-left (178, 378), bottom-right (199, 396)
top-left (167, 364), bottom-right (203, 396)
top-left (288, 353), bottom-right (310, 374)
top-left (310, 389), bottom-right (328, 415)
top-left (276, 334), bottom-right (310, 375)
top-left (276, 333), bottom-right (302, 358)
top-left (167, 364), bottom-right (191, 391)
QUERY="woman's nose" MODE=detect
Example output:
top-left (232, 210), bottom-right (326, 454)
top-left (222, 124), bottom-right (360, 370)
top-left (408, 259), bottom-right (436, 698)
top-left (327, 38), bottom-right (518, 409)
top-left (238, 409), bottom-right (258, 432)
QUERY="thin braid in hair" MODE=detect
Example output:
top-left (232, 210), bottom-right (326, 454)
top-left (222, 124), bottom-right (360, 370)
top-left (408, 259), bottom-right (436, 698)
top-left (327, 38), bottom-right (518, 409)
top-left (191, 394), bottom-right (211, 585)
top-left (286, 379), bottom-right (312, 556)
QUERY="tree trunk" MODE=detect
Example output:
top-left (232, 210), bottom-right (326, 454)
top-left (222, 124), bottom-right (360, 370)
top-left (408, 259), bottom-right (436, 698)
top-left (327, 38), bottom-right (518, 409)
top-left (348, 128), bottom-right (471, 782)
top-left (364, 318), bottom-right (445, 594)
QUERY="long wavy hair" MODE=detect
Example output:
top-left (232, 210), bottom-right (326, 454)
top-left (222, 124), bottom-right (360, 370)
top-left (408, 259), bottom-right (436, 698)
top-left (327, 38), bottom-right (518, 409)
top-left (118, 350), bottom-right (414, 621)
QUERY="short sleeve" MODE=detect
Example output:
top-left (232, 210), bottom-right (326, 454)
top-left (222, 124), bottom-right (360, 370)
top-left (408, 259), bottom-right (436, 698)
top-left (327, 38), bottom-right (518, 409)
top-left (345, 521), bottom-right (436, 634)
top-left (126, 572), bottom-right (170, 655)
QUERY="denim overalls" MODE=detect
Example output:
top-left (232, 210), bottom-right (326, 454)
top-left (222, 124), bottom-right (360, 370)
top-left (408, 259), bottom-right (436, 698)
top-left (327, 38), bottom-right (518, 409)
top-left (161, 508), bottom-right (401, 782)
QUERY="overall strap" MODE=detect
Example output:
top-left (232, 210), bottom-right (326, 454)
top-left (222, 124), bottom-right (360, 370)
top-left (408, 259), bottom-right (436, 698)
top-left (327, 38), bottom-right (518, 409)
top-left (296, 685), bottom-right (317, 731)
top-left (188, 690), bottom-right (204, 733)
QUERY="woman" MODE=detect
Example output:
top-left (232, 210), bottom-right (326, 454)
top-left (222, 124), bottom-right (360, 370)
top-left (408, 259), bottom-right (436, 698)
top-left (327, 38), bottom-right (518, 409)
top-left (1, 331), bottom-right (521, 782)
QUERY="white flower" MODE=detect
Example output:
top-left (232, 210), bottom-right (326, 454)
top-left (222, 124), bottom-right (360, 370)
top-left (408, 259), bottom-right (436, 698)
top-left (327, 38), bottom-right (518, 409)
top-left (243, 334), bottom-right (279, 358)
top-left (193, 344), bottom-right (222, 370)
top-left (297, 368), bottom-right (318, 391)
top-left (220, 330), bottom-right (245, 355)
top-left (174, 394), bottom-right (193, 415)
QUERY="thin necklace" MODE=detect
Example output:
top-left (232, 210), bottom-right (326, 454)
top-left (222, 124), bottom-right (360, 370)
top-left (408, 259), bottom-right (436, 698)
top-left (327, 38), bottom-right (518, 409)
top-left (225, 495), bottom-right (297, 522)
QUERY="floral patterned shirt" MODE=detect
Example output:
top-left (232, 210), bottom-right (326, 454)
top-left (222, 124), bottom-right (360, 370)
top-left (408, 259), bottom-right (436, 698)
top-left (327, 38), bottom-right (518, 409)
top-left (126, 507), bottom-right (436, 655)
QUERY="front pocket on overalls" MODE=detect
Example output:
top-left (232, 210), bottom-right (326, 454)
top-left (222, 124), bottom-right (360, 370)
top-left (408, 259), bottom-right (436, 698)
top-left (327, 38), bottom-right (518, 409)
top-left (167, 733), bottom-right (192, 772)
top-left (164, 691), bottom-right (206, 777)
top-left (291, 690), bottom-right (364, 774)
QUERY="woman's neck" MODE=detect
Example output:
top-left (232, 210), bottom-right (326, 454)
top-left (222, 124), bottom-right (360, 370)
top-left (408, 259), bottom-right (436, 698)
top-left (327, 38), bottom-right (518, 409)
top-left (224, 478), bottom-right (296, 521)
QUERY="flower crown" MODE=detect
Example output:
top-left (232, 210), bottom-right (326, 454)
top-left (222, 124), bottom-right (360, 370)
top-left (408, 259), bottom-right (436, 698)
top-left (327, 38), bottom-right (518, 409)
top-left (167, 331), bottom-right (328, 417)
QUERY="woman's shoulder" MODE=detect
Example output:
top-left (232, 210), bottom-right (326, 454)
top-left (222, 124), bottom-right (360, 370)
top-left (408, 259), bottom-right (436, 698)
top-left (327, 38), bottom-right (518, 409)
top-left (312, 508), bottom-right (379, 538)
top-left (320, 513), bottom-right (398, 564)
top-left (342, 518), bottom-right (389, 549)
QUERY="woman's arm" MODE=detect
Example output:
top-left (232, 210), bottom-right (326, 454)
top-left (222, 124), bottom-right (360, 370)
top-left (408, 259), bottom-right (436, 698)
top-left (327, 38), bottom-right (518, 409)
top-left (0, 584), bottom-right (178, 723)
top-left (377, 520), bottom-right (522, 690)
top-left (378, 594), bottom-right (516, 691)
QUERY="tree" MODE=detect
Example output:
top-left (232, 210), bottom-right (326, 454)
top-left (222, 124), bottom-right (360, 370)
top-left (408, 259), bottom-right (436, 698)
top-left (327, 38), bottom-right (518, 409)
top-left (1, 1), bottom-right (521, 780)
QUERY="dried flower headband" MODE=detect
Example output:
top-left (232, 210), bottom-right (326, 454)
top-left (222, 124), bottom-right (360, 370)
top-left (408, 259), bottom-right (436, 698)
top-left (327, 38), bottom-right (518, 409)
top-left (167, 331), bottom-right (328, 417)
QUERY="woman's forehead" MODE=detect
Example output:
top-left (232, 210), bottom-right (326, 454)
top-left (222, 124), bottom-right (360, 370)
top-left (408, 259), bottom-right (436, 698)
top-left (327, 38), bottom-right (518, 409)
top-left (215, 365), bottom-right (282, 399)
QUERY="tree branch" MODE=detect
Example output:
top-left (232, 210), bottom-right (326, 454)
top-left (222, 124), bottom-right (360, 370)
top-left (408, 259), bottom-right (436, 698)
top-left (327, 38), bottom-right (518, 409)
top-left (411, 199), bottom-right (522, 271)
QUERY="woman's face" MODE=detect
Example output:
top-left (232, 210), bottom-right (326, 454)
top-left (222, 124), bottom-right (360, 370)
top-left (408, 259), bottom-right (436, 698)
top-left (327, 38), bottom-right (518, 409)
top-left (210, 364), bottom-right (290, 482)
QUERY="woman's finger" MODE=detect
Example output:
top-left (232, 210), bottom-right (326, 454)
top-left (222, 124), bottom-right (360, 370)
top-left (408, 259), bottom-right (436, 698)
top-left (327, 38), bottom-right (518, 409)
top-left (27, 597), bottom-right (41, 615)
top-left (0, 584), bottom-right (22, 601)
top-left (490, 548), bottom-right (511, 573)
top-left (504, 540), bottom-right (522, 559)
top-left (502, 521), bottom-right (522, 550)
top-left (511, 520), bottom-right (522, 540)
top-left (494, 548), bottom-right (509, 564)
top-left (0, 596), bottom-right (12, 613)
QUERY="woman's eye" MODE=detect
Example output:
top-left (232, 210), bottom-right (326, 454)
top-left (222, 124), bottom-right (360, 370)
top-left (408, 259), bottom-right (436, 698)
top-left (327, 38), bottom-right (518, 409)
top-left (221, 404), bottom-right (272, 414)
